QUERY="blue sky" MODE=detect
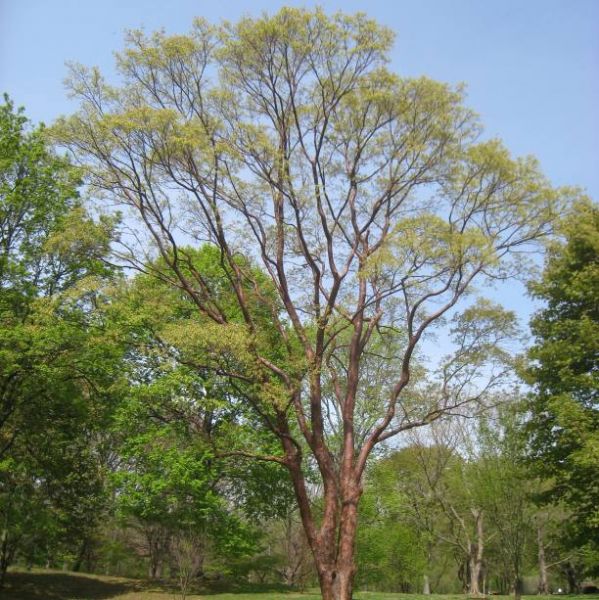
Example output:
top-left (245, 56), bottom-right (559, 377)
top-left (1, 0), bottom-right (597, 199)
top-left (1, 0), bottom-right (597, 328)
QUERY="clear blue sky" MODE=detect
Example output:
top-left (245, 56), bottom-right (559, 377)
top-left (1, 0), bottom-right (597, 328)
top-left (1, 0), bottom-right (597, 199)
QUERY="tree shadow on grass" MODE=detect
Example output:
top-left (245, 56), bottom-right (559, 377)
top-left (3, 570), bottom-right (316, 599)
top-left (3, 571), bottom-right (141, 600)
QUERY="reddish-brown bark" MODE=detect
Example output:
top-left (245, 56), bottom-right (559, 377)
top-left (57, 12), bottom-right (559, 598)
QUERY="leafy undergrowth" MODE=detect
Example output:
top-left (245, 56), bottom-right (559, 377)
top-left (4, 570), bottom-right (599, 600)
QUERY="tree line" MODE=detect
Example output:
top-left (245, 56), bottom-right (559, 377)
top-left (0, 8), bottom-right (597, 600)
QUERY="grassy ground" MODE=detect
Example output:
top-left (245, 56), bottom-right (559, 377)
top-left (4, 569), bottom-right (599, 600)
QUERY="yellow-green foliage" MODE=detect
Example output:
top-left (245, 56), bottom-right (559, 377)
top-left (385, 214), bottom-right (493, 267)
top-left (50, 6), bottom-right (578, 453)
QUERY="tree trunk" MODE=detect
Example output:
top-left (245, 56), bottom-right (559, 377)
top-left (148, 560), bottom-right (163, 579)
top-left (537, 524), bottom-right (549, 594)
top-left (469, 509), bottom-right (484, 597)
top-left (296, 468), bottom-right (361, 600)
top-left (281, 425), bottom-right (363, 600)
top-left (514, 576), bottom-right (524, 600)
top-left (315, 501), bottom-right (359, 600)
top-left (145, 525), bottom-right (168, 580)
top-left (423, 574), bottom-right (431, 595)
top-left (0, 508), bottom-right (18, 590)
top-left (564, 562), bottom-right (578, 594)
top-left (72, 537), bottom-right (88, 572)
top-left (318, 564), bottom-right (355, 600)
top-left (469, 551), bottom-right (482, 596)
top-left (0, 528), bottom-right (11, 588)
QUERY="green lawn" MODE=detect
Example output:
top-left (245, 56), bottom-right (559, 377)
top-left (4, 569), bottom-right (599, 600)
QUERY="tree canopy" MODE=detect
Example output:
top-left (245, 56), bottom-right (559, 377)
top-left (0, 95), bottom-right (123, 584)
top-left (526, 199), bottom-right (599, 566)
top-left (50, 9), bottom-right (579, 600)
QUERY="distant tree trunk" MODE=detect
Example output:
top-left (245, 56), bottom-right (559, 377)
top-left (148, 559), bottom-right (163, 579)
top-left (0, 527), bottom-right (13, 588)
top-left (514, 575), bottom-right (524, 600)
top-left (469, 509), bottom-right (484, 597)
top-left (145, 525), bottom-right (169, 580)
top-left (278, 510), bottom-right (311, 587)
top-left (469, 548), bottom-right (482, 596)
top-left (563, 562), bottom-right (578, 594)
top-left (0, 506), bottom-right (19, 589)
top-left (423, 574), bottom-right (431, 594)
top-left (72, 537), bottom-right (89, 572)
top-left (458, 556), bottom-right (470, 593)
top-left (537, 524), bottom-right (549, 594)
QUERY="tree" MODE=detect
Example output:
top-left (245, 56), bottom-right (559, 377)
top-left (54, 9), bottom-right (572, 599)
top-left (477, 406), bottom-right (535, 600)
top-left (106, 257), bottom-right (288, 584)
top-left (0, 94), bottom-right (117, 455)
top-left (356, 449), bottom-right (432, 593)
top-left (525, 199), bottom-right (599, 572)
top-left (411, 422), bottom-right (490, 597)
top-left (0, 96), bottom-right (122, 584)
top-left (112, 420), bottom-right (255, 582)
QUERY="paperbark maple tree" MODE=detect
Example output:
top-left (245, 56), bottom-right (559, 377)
top-left (54, 9), bottom-right (572, 598)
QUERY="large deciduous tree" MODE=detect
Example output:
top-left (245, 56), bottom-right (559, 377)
top-left (0, 96), bottom-right (122, 584)
top-left (525, 199), bottom-right (599, 572)
top-left (0, 94), bottom-right (116, 456)
top-left (105, 248), bottom-right (294, 582)
top-left (54, 9), bottom-right (573, 599)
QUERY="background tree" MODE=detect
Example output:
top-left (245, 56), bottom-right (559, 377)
top-left (532, 499), bottom-right (572, 594)
top-left (104, 252), bottom-right (295, 584)
top-left (54, 9), bottom-right (573, 599)
top-left (1, 94), bottom-right (108, 454)
top-left (112, 418), bottom-right (256, 582)
top-left (525, 198), bottom-right (599, 577)
top-left (0, 95), bottom-right (123, 584)
top-left (356, 448), bottom-right (434, 594)
top-left (477, 406), bottom-right (535, 600)
top-left (412, 422), bottom-right (490, 597)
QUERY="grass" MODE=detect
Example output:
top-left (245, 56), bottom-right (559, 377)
top-left (4, 569), bottom-right (599, 600)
